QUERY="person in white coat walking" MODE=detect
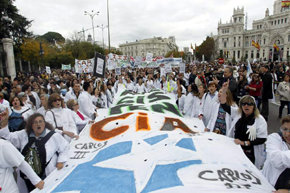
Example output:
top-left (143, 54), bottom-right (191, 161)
top-left (263, 115), bottom-right (290, 191)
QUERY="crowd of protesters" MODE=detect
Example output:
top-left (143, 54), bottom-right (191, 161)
top-left (0, 60), bottom-right (289, 192)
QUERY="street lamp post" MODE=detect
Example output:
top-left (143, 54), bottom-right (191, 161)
top-left (97, 24), bottom-right (107, 49)
top-left (107, 0), bottom-right (111, 52)
top-left (84, 10), bottom-right (99, 46)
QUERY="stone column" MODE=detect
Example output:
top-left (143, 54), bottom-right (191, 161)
top-left (2, 38), bottom-right (16, 80)
top-left (283, 46), bottom-right (287, 61)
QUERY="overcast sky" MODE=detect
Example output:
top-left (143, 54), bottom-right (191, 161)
top-left (15, 0), bottom-right (275, 50)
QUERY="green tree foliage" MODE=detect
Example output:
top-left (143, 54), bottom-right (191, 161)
top-left (0, 0), bottom-right (32, 44)
top-left (195, 36), bottom-right (215, 61)
top-left (165, 50), bottom-right (185, 59)
top-left (38, 31), bottom-right (65, 44)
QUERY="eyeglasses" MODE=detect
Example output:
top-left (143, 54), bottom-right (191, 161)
top-left (33, 120), bottom-right (44, 125)
top-left (280, 127), bottom-right (290, 133)
top-left (241, 102), bottom-right (255, 106)
top-left (53, 99), bottom-right (62, 102)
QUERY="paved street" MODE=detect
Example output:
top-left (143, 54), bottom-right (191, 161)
top-left (268, 102), bottom-right (287, 134)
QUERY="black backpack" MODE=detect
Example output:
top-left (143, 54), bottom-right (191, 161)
top-left (21, 130), bottom-right (55, 179)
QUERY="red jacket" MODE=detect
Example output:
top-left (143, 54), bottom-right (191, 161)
top-left (248, 81), bottom-right (263, 97)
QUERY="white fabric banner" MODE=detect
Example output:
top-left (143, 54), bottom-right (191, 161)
top-left (33, 89), bottom-right (274, 193)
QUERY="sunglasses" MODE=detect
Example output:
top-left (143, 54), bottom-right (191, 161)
top-left (280, 127), bottom-right (290, 133)
top-left (53, 99), bottom-right (62, 102)
top-left (241, 102), bottom-right (255, 106)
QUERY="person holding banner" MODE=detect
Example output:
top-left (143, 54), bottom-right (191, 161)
top-left (263, 115), bottom-right (290, 191)
top-left (125, 76), bottom-right (135, 91)
top-left (183, 84), bottom-right (196, 117)
top-left (135, 77), bottom-right (147, 94)
top-left (0, 109), bottom-right (69, 192)
top-left (219, 80), bottom-right (267, 169)
top-left (200, 82), bottom-right (218, 126)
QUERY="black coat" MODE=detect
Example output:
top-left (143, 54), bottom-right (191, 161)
top-left (261, 72), bottom-right (273, 99)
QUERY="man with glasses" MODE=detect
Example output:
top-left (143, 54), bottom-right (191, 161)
top-left (263, 115), bottom-right (290, 192)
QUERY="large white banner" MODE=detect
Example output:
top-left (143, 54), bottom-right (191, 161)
top-left (33, 89), bottom-right (274, 193)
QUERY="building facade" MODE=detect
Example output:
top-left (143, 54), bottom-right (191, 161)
top-left (216, 0), bottom-right (290, 62)
top-left (118, 36), bottom-right (178, 57)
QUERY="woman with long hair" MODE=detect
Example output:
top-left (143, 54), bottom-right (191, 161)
top-left (0, 112), bottom-right (69, 192)
top-left (219, 80), bottom-right (268, 169)
top-left (206, 87), bottom-right (237, 137)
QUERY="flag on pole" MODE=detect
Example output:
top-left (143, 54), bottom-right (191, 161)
top-left (273, 43), bottom-right (280, 51)
top-left (246, 60), bottom-right (253, 83)
top-left (251, 40), bottom-right (260, 50)
top-left (282, 1), bottom-right (290, 7)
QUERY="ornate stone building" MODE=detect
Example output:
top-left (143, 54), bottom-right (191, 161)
top-left (216, 0), bottom-right (290, 62)
top-left (118, 36), bottom-right (178, 57)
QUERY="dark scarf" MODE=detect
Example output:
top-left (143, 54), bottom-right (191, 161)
top-left (234, 113), bottom-right (255, 141)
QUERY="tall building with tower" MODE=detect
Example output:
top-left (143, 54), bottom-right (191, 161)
top-left (215, 0), bottom-right (290, 62)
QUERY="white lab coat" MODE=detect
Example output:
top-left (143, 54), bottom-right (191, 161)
top-left (70, 110), bottom-right (91, 133)
top-left (153, 79), bottom-right (161, 90)
top-left (0, 99), bottom-right (12, 115)
top-left (106, 89), bottom-right (113, 108)
top-left (78, 91), bottom-right (96, 119)
top-left (191, 95), bottom-right (206, 118)
top-left (100, 92), bottom-right (108, 108)
top-left (0, 126), bottom-right (69, 177)
top-left (31, 91), bottom-right (41, 109)
top-left (226, 107), bottom-right (268, 169)
top-left (262, 133), bottom-right (290, 186)
top-left (45, 108), bottom-right (78, 141)
top-left (206, 102), bottom-right (239, 138)
top-left (200, 91), bottom-right (218, 126)
top-left (36, 106), bottom-right (47, 116)
top-left (126, 82), bottom-right (135, 91)
top-left (64, 90), bottom-right (81, 103)
top-left (183, 93), bottom-right (195, 117)
top-left (145, 79), bottom-right (154, 92)
top-left (135, 83), bottom-right (147, 93)
top-left (177, 95), bottom-right (186, 112)
top-left (11, 107), bottom-right (34, 121)
top-left (0, 139), bottom-right (25, 193)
